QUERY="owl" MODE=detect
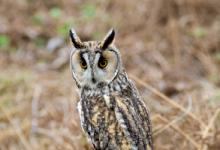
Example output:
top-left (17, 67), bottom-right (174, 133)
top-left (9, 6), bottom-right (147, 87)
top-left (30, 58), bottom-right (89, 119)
top-left (69, 28), bottom-right (153, 150)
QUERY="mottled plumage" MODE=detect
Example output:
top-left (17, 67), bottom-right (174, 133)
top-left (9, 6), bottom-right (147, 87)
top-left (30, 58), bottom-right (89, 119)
top-left (69, 28), bottom-right (153, 150)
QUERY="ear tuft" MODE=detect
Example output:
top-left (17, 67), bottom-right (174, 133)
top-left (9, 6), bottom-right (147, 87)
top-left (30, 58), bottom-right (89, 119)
top-left (69, 28), bottom-right (85, 49)
top-left (101, 28), bottom-right (115, 50)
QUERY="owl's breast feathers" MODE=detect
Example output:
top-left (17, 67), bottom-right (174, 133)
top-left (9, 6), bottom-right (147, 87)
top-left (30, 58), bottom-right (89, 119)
top-left (78, 80), bottom-right (153, 150)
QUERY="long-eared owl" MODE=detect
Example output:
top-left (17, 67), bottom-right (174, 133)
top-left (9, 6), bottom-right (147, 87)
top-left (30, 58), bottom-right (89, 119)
top-left (69, 28), bottom-right (153, 150)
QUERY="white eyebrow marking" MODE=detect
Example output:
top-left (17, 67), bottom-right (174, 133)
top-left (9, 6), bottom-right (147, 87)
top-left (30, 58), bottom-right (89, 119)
top-left (82, 53), bottom-right (89, 66)
top-left (94, 53), bottom-right (100, 66)
top-left (103, 94), bottom-right (111, 108)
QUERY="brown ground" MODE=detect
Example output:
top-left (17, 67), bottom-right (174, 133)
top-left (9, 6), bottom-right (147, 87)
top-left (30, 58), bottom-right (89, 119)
top-left (0, 0), bottom-right (220, 150)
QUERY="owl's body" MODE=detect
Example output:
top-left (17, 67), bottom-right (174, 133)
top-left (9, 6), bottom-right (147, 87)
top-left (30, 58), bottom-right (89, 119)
top-left (70, 29), bottom-right (153, 150)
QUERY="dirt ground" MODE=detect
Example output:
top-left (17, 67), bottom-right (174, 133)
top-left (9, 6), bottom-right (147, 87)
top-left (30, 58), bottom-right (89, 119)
top-left (0, 0), bottom-right (220, 150)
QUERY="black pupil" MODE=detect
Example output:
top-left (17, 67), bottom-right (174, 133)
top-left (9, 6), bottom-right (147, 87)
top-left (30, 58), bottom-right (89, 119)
top-left (81, 60), bottom-right (86, 66)
top-left (81, 58), bottom-right (87, 68)
top-left (99, 56), bottom-right (107, 67)
top-left (101, 60), bottom-right (105, 65)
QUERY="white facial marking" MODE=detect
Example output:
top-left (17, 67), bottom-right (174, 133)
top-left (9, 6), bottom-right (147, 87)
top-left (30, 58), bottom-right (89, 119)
top-left (103, 95), bottom-right (111, 108)
top-left (71, 47), bottom-right (119, 89)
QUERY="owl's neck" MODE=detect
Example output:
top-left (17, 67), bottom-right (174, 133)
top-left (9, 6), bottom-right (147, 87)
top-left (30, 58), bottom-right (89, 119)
top-left (109, 70), bottom-right (129, 92)
top-left (80, 70), bottom-right (129, 98)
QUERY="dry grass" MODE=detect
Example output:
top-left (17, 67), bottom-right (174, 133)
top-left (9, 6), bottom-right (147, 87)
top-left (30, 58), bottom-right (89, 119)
top-left (0, 0), bottom-right (220, 149)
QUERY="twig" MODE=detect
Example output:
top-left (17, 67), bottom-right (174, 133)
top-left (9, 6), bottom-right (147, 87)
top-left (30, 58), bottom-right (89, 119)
top-left (0, 103), bottom-right (26, 121)
top-left (157, 114), bottom-right (200, 149)
top-left (202, 108), bottom-right (220, 139)
top-left (199, 108), bottom-right (220, 150)
top-left (130, 74), bottom-right (206, 128)
top-left (0, 121), bottom-right (30, 143)
top-left (31, 85), bottom-right (42, 134)
top-left (36, 127), bottom-right (81, 149)
top-left (0, 105), bottom-right (32, 150)
top-left (154, 96), bottom-right (192, 135)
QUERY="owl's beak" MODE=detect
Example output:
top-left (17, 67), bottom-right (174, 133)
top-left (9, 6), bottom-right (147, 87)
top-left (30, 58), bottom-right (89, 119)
top-left (91, 77), bottom-right (96, 84)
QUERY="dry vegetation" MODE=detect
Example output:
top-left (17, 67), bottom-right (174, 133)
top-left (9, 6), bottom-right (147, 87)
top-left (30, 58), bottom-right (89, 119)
top-left (0, 0), bottom-right (220, 150)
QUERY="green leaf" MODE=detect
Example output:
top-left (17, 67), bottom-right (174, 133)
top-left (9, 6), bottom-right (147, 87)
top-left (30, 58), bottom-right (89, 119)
top-left (82, 4), bottom-right (96, 18)
top-left (191, 27), bottom-right (207, 38)
top-left (50, 7), bottom-right (62, 18)
top-left (0, 35), bottom-right (10, 48)
top-left (214, 52), bottom-right (220, 62)
top-left (34, 37), bottom-right (46, 48)
top-left (32, 13), bottom-right (44, 25)
top-left (209, 90), bottom-right (220, 103)
top-left (209, 74), bottom-right (219, 83)
top-left (57, 22), bottom-right (72, 36)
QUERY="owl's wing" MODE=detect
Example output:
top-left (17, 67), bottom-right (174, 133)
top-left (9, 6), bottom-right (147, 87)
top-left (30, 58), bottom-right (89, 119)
top-left (77, 99), bottom-right (101, 149)
top-left (113, 84), bottom-right (153, 150)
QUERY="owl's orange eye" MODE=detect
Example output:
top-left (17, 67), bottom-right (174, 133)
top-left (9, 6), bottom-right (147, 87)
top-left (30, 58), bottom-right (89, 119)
top-left (80, 59), bottom-right (87, 69)
top-left (98, 57), bottom-right (108, 68)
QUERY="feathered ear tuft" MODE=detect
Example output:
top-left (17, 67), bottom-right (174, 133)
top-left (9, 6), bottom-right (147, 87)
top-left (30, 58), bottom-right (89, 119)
top-left (101, 28), bottom-right (115, 50)
top-left (69, 28), bottom-right (85, 49)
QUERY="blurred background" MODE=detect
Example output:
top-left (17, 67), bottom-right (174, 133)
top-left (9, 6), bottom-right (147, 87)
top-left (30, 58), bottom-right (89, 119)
top-left (0, 0), bottom-right (220, 149)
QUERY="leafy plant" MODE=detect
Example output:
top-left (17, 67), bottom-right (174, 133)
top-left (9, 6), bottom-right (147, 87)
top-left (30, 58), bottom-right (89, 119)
top-left (57, 21), bottom-right (73, 36)
top-left (81, 4), bottom-right (96, 19)
top-left (0, 35), bottom-right (10, 48)
top-left (209, 74), bottom-right (219, 83)
top-left (191, 26), bottom-right (207, 38)
top-left (214, 52), bottom-right (220, 62)
top-left (34, 37), bottom-right (47, 48)
top-left (50, 7), bottom-right (62, 18)
top-left (32, 12), bottom-right (44, 25)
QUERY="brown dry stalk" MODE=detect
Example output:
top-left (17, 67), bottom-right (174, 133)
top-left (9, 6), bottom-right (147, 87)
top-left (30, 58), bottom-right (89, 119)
top-left (157, 114), bottom-right (200, 149)
top-left (0, 105), bottom-right (32, 150)
top-left (202, 108), bottom-right (220, 138)
top-left (197, 107), bottom-right (220, 150)
top-left (0, 121), bottom-right (30, 143)
top-left (151, 114), bottom-right (166, 133)
top-left (154, 96), bottom-right (192, 136)
top-left (0, 104), bottom-right (24, 121)
top-left (130, 74), bottom-right (206, 129)
top-left (196, 50), bottom-right (219, 76)
top-left (31, 85), bottom-right (42, 134)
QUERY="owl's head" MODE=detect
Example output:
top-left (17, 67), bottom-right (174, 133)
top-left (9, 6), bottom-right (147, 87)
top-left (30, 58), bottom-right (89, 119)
top-left (70, 28), bottom-right (121, 89)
